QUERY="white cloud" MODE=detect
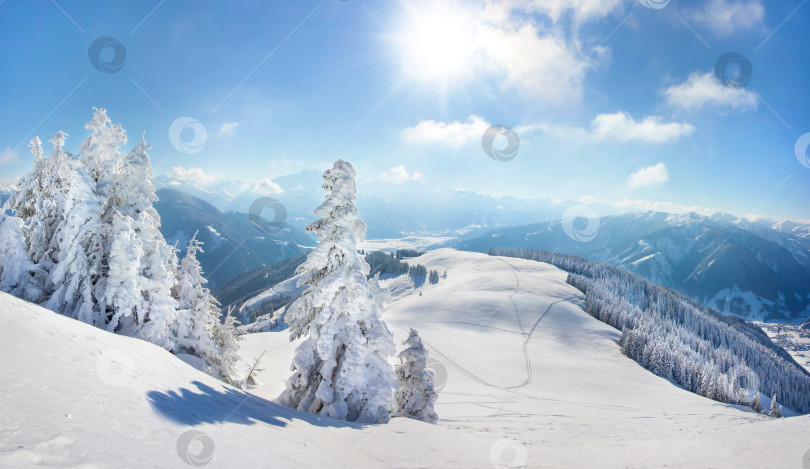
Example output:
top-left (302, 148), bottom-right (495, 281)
top-left (219, 122), bottom-right (240, 138)
top-left (401, 115), bottom-right (490, 148)
top-left (487, 0), bottom-right (625, 25)
top-left (477, 22), bottom-right (605, 102)
top-left (419, 0), bottom-right (614, 102)
top-left (628, 163), bottom-right (669, 188)
top-left (406, 112), bottom-right (692, 149)
top-left (172, 166), bottom-right (217, 185)
top-left (380, 165), bottom-right (425, 184)
top-left (521, 112), bottom-right (692, 144)
top-left (397, 0), bottom-right (623, 102)
top-left (580, 195), bottom-right (597, 204)
top-left (590, 112), bottom-right (694, 143)
top-left (664, 72), bottom-right (759, 113)
top-left (613, 198), bottom-right (721, 216)
top-left (0, 176), bottom-right (19, 190)
top-left (252, 178), bottom-right (283, 194)
top-left (686, 0), bottom-right (765, 37)
top-left (0, 147), bottom-right (19, 166)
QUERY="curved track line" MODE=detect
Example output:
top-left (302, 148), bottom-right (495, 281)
top-left (391, 256), bottom-right (583, 419)
top-left (506, 297), bottom-right (578, 390)
top-left (494, 258), bottom-right (534, 387)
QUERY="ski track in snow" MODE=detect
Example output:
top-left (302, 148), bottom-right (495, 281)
top-left (495, 257), bottom-right (579, 391)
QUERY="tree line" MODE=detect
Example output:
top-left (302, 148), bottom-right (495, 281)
top-left (0, 109), bottom-right (239, 379)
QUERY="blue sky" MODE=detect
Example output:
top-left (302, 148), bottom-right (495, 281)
top-left (1, 0), bottom-right (809, 220)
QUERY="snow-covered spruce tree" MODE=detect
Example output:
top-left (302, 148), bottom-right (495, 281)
top-left (392, 328), bottom-right (439, 424)
top-left (0, 214), bottom-right (35, 297)
top-left (173, 232), bottom-right (240, 379)
top-left (44, 154), bottom-right (106, 326)
top-left (4, 108), bottom-right (231, 380)
top-left (428, 269), bottom-right (439, 285)
top-left (79, 107), bottom-right (127, 201)
top-left (214, 307), bottom-right (242, 382)
top-left (769, 394), bottom-right (782, 418)
top-left (107, 134), bottom-right (179, 348)
top-left (7, 135), bottom-right (71, 301)
top-left (751, 392), bottom-right (763, 413)
top-left (280, 160), bottom-right (396, 424)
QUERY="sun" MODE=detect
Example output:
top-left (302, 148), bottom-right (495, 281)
top-left (398, 2), bottom-right (478, 83)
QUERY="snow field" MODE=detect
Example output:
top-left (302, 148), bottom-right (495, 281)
top-left (3, 249), bottom-right (810, 467)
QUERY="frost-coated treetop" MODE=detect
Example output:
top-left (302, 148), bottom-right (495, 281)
top-left (308, 159), bottom-right (364, 245)
top-left (286, 159), bottom-right (378, 340)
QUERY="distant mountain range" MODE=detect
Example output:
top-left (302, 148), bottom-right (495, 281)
top-left (7, 173), bottom-right (810, 323)
top-left (154, 189), bottom-right (314, 288)
top-left (153, 171), bottom-right (567, 239)
top-left (455, 212), bottom-right (810, 323)
top-left (0, 185), bottom-right (15, 212)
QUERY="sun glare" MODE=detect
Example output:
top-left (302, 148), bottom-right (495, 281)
top-left (399, 3), bottom-right (477, 82)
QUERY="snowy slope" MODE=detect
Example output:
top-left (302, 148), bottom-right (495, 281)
top-left (0, 292), bottom-right (484, 468)
top-left (2, 250), bottom-right (810, 468)
top-left (241, 249), bottom-right (810, 468)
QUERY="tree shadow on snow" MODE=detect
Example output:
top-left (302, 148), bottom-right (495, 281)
top-left (147, 380), bottom-right (365, 429)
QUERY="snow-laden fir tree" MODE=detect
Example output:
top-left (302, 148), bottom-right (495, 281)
top-left (44, 153), bottom-right (105, 326)
top-left (392, 328), bottom-right (439, 424)
top-left (768, 394), bottom-right (782, 418)
top-left (0, 214), bottom-right (34, 297)
top-left (214, 306), bottom-right (242, 383)
top-left (428, 269), bottom-right (439, 285)
top-left (280, 159), bottom-right (396, 424)
top-left (0, 108), bottom-right (236, 381)
top-left (109, 135), bottom-right (180, 348)
top-left (7, 135), bottom-right (70, 302)
top-left (752, 392), bottom-right (763, 413)
top-left (173, 232), bottom-right (240, 379)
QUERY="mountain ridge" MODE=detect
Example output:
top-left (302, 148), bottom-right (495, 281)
top-left (455, 211), bottom-right (810, 322)
top-left (154, 188), bottom-right (314, 288)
